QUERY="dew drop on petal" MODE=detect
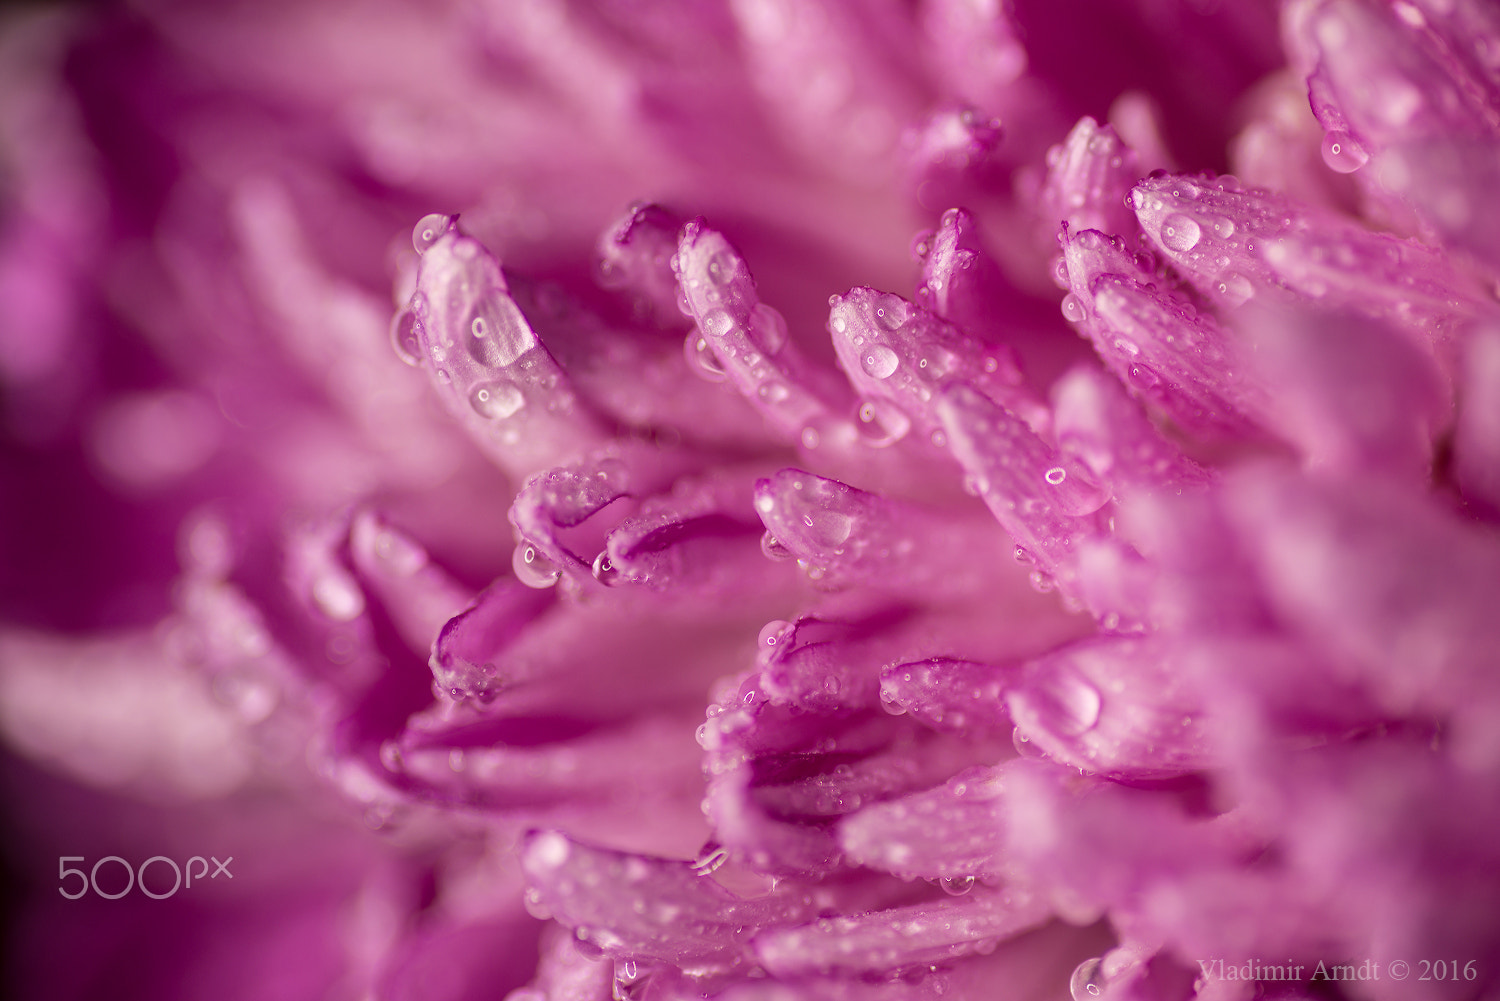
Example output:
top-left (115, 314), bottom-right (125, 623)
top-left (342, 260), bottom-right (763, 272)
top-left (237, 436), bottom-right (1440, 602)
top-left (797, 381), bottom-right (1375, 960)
top-left (1070, 957), bottom-right (1108, 1000)
top-left (591, 551), bottom-right (621, 585)
top-left (1158, 213), bottom-right (1201, 252)
top-left (684, 331), bottom-right (728, 382)
top-left (758, 620), bottom-right (794, 649)
top-left (469, 380), bottom-right (525, 420)
top-left (1012, 727), bottom-right (1046, 759)
top-left (1321, 131), bottom-right (1369, 173)
top-left (412, 213), bottom-right (453, 254)
top-left (512, 543), bottom-right (561, 588)
top-left (760, 531), bottom-right (795, 561)
top-left (1041, 664), bottom-right (1102, 735)
top-left (856, 397), bottom-right (911, 446)
top-left (939, 876), bottom-right (975, 896)
top-left (861, 344), bottom-right (900, 379)
top-left (389, 309), bottom-right (424, 366)
top-left (1061, 293), bottom-right (1087, 323)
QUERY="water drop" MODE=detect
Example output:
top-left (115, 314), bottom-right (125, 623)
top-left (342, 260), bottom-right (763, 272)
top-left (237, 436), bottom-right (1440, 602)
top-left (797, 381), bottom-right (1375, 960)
top-left (830, 313), bottom-right (848, 334)
top-left (1012, 727), bottom-right (1046, 759)
top-left (591, 551), bottom-right (621, 585)
top-left (412, 213), bottom-right (453, 254)
top-left (684, 331), bottom-right (728, 382)
top-left (873, 293), bottom-right (909, 330)
top-left (856, 397), bottom-right (912, 446)
top-left (758, 620), bottom-right (794, 650)
top-left (1128, 363), bottom-right (1161, 390)
top-left (1061, 293), bottom-right (1087, 323)
top-left (512, 543), bottom-right (561, 588)
top-left (1052, 257), bottom-right (1071, 290)
top-left (860, 344), bottom-right (899, 379)
top-left (1070, 957), bottom-right (1108, 1000)
top-left (804, 509), bottom-right (853, 547)
top-left (469, 380), bottom-right (525, 420)
top-left (1029, 570), bottom-right (1056, 593)
top-left (911, 230), bottom-right (935, 259)
top-left (1210, 216), bottom-right (1235, 239)
top-left (760, 531), bottom-right (795, 561)
top-left (390, 309), bottom-right (424, 366)
top-left (800, 426), bottom-right (820, 449)
top-left (1321, 131), bottom-right (1369, 173)
top-left (1216, 272), bottom-right (1254, 306)
top-left (750, 303), bottom-right (789, 354)
top-left (1158, 213), bottom-right (1201, 252)
top-left (1044, 458), bottom-right (1111, 516)
top-left (879, 684), bottom-right (908, 715)
top-left (1040, 663), bottom-right (1102, 735)
top-left (939, 875), bottom-right (975, 896)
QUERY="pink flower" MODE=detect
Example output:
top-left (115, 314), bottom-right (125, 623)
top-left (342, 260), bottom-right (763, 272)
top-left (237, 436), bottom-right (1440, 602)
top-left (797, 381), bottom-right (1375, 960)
top-left (3, 1), bottom-right (1499, 1000)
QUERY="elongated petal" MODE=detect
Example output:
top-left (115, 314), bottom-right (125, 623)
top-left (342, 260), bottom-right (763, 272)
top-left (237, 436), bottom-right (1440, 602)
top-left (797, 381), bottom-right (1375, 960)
top-left (349, 509), bottom-right (474, 657)
top-left (594, 202), bottom-right (688, 328)
top-left (753, 469), bottom-right (1017, 597)
top-left (830, 286), bottom-right (1048, 438)
top-left (1007, 635), bottom-right (1210, 778)
top-left (1129, 174), bottom-right (1476, 345)
top-left (878, 657), bottom-right (1012, 734)
top-left (1060, 228), bottom-right (1262, 439)
top-left (839, 763), bottom-right (1010, 879)
top-left (429, 579), bottom-right (556, 705)
top-left (676, 220), bottom-right (850, 443)
top-left (400, 218), bottom-right (608, 475)
top-left (935, 383), bottom-right (1112, 602)
top-left (1040, 117), bottom-right (1141, 241)
top-left (753, 884), bottom-right (1052, 977)
top-left (519, 830), bottom-right (807, 968)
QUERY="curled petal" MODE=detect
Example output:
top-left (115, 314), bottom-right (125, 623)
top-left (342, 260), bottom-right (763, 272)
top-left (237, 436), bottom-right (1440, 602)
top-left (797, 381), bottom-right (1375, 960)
top-left (1040, 117), bottom-right (1141, 240)
top-left (1455, 326), bottom-right (1500, 517)
top-left (349, 509), bottom-right (473, 656)
top-left (830, 287), bottom-right (1047, 439)
top-left (1130, 174), bottom-right (1476, 345)
top-left (753, 468), bottom-right (1016, 597)
top-left (594, 202), bottom-right (688, 328)
top-left (401, 220), bottom-right (608, 475)
top-left (753, 884), bottom-right (1052, 977)
top-left (429, 578), bottom-right (556, 705)
top-left (676, 221), bottom-right (850, 442)
top-left (1061, 228), bottom-right (1263, 439)
top-left (935, 383), bottom-right (1112, 603)
top-left (877, 657), bottom-right (1012, 734)
top-left (839, 763), bottom-right (1011, 879)
top-left (1007, 635), bottom-right (1211, 778)
top-left (519, 830), bottom-right (807, 968)
top-left (1050, 365), bottom-right (1212, 498)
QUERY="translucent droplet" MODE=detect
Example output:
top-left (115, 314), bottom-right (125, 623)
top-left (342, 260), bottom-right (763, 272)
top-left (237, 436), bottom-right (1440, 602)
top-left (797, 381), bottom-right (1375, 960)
top-left (469, 380), bottom-right (525, 420)
top-left (684, 331), bottom-right (728, 382)
top-left (1215, 272), bottom-right (1254, 307)
top-left (761, 530), bottom-right (795, 561)
top-left (803, 509), bottom-right (853, 548)
top-left (1012, 727), bottom-right (1046, 759)
top-left (412, 213), bottom-right (453, 254)
top-left (750, 303), bottom-right (789, 355)
top-left (390, 309), bottom-right (424, 367)
top-left (1321, 131), bottom-right (1369, 173)
top-left (1070, 957), bottom-right (1108, 1000)
top-left (1044, 459), bottom-right (1111, 516)
top-left (856, 397), bottom-right (911, 447)
top-left (1040, 663), bottom-right (1102, 735)
top-left (706, 250), bottom-right (735, 284)
top-left (512, 543), bottom-right (561, 588)
top-left (1210, 216), bottom-right (1235, 239)
top-left (873, 293), bottom-right (909, 330)
top-left (878, 683), bottom-right (908, 715)
top-left (940, 875), bottom-right (975, 896)
top-left (861, 344), bottom-right (900, 379)
top-left (758, 620), bottom-right (794, 650)
top-left (830, 313), bottom-right (848, 334)
top-left (1061, 293), bottom-right (1087, 323)
top-left (692, 844), bottom-right (730, 875)
top-left (1128, 363), bottom-right (1161, 390)
top-left (1158, 213), bottom-right (1201, 252)
top-left (1052, 257), bottom-right (1071, 290)
top-left (911, 230), bottom-right (935, 259)
top-left (591, 551), bottom-right (621, 585)
top-left (800, 426), bottom-right (820, 450)
top-left (675, 285), bottom-right (694, 317)
top-left (312, 571), bottom-right (365, 621)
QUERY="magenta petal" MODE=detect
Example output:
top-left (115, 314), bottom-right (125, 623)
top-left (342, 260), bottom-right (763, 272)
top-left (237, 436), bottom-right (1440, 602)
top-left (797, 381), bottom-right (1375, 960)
top-left (753, 469), bottom-right (1016, 597)
top-left (1129, 174), bottom-right (1476, 344)
top-left (348, 509), bottom-right (473, 657)
top-left (877, 657), bottom-right (1012, 734)
top-left (676, 220), bottom-right (850, 442)
top-left (935, 383), bottom-right (1112, 602)
top-left (1060, 228), bottom-right (1261, 439)
top-left (401, 222), bottom-right (607, 475)
top-left (831, 287), bottom-right (1049, 440)
top-left (753, 884), bottom-right (1052, 977)
top-left (1040, 117), bottom-right (1141, 241)
top-left (1237, 305), bottom-right (1449, 482)
top-left (519, 831), bottom-right (806, 969)
top-left (594, 202), bottom-right (688, 328)
top-left (429, 578), bottom-right (555, 705)
top-left (1455, 326), bottom-right (1500, 518)
top-left (839, 763), bottom-right (1011, 880)
top-left (1050, 365), bottom-right (1212, 498)
top-left (1007, 635), bottom-right (1210, 778)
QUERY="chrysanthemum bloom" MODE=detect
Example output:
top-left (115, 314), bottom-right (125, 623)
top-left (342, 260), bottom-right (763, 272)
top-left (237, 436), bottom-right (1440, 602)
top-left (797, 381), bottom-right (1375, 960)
top-left (3, 0), bottom-right (1500, 999)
